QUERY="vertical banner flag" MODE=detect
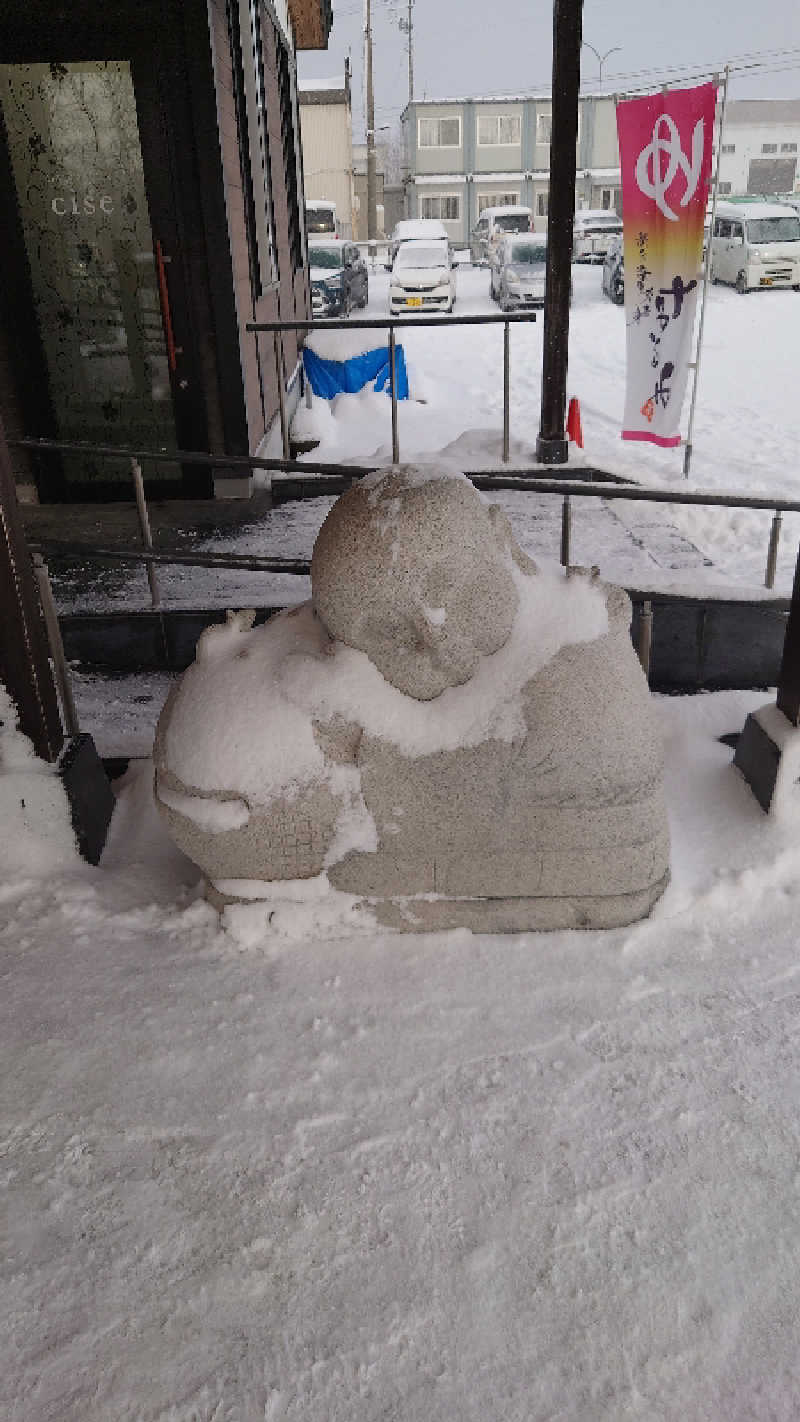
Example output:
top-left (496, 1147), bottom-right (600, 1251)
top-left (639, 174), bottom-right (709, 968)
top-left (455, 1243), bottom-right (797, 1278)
top-left (617, 83), bottom-right (716, 446)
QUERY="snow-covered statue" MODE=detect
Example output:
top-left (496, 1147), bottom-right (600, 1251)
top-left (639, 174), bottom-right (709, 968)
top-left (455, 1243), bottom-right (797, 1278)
top-left (154, 466), bottom-right (670, 930)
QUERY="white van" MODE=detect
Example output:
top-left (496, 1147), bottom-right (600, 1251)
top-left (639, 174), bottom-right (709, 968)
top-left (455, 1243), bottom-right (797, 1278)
top-left (469, 206), bottom-right (532, 265)
top-left (573, 209), bottom-right (623, 263)
top-left (710, 200), bottom-right (800, 293)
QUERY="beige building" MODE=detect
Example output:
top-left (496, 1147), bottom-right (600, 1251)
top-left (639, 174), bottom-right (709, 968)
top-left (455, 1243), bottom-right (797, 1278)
top-left (299, 68), bottom-right (355, 238)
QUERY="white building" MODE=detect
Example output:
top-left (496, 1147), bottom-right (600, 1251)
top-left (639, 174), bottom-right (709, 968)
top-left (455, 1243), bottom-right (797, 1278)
top-left (402, 93), bottom-right (622, 245)
top-left (718, 100), bottom-right (800, 197)
top-left (298, 69), bottom-right (356, 238)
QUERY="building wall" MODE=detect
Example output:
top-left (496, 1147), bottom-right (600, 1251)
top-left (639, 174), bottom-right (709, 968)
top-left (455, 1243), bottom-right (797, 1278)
top-left (404, 94), bottom-right (621, 243)
top-left (299, 93), bottom-right (355, 235)
top-left (209, 0), bottom-right (309, 464)
top-left (719, 111), bottom-right (800, 196)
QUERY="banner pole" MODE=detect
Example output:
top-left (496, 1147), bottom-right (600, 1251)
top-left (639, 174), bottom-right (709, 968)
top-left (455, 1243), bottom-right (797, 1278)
top-left (683, 64), bottom-right (730, 478)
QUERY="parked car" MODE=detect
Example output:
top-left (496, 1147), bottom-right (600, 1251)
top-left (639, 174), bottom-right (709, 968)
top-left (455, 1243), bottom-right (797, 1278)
top-left (308, 240), bottom-right (368, 316)
top-left (573, 209), bottom-right (622, 263)
top-left (387, 218), bottom-right (449, 267)
top-left (490, 233), bottom-right (548, 310)
top-left (469, 206), bottom-right (532, 265)
top-left (389, 242), bottom-right (455, 314)
top-left (710, 200), bottom-right (800, 293)
top-left (601, 236), bottom-right (625, 304)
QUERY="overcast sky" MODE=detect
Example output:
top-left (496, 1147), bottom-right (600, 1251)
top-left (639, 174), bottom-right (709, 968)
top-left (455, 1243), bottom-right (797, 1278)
top-left (298, 0), bottom-right (800, 141)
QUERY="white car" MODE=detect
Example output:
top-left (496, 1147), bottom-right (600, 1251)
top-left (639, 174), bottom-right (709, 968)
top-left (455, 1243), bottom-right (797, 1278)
top-left (389, 242), bottom-right (455, 314)
top-left (387, 218), bottom-right (449, 266)
top-left (710, 200), bottom-right (800, 293)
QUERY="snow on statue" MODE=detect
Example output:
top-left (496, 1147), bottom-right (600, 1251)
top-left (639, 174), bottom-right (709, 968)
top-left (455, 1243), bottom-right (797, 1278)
top-left (154, 466), bottom-right (670, 931)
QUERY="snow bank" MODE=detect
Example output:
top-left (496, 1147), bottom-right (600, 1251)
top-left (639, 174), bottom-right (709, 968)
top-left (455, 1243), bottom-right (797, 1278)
top-left (8, 693), bottom-right (800, 1419)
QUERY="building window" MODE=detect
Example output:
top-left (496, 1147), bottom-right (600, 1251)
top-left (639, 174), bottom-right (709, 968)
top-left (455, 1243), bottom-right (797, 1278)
top-left (721, 143), bottom-right (736, 154)
top-left (275, 30), bottom-right (303, 273)
top-left (418, 116), bottom-right (461, 148)
top-left (536, 191), bottom-right (548, 216)
top-left (477, 192), bottom-right (518, 213)
top-left (420, 193), bottom-right (460, 220)
top-left (781, 142), bottom-right (798, 153)
top-left (600, 187), bottom-right (615, 210)
top-left (229, 0), bottom-right (277, 296)
top-left (476, 113), bottom-right (521, 146)
top-left (761, 143), bottom-right (778, 154)
top-left (536, 112), bottom-right (552, 146)
top-left (718, 181), bottom-right (732, 195)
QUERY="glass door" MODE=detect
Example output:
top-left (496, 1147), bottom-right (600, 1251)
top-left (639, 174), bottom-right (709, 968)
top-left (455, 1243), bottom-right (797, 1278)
top-left (0, 59), bottom-right (190, 493)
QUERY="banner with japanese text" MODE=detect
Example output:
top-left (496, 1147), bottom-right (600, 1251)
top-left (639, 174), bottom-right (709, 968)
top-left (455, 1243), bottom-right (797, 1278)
top-left (617, 83), bottom-right (717, 446)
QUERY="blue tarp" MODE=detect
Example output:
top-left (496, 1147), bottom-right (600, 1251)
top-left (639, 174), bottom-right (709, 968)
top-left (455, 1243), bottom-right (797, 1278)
top-left (302, 343), bottom-right (409, 400)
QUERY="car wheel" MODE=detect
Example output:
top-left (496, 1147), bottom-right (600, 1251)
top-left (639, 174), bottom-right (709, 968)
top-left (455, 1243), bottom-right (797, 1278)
top-left (612, 275), bottom-right (624, 305)
top-left (735, 271), bottom-right (749, 295)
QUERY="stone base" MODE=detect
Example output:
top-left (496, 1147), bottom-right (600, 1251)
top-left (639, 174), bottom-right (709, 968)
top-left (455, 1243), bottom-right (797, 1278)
top-left (206, 872), bottom-right (670, 933)
top-left (733, 701), bottom-right (800, 814)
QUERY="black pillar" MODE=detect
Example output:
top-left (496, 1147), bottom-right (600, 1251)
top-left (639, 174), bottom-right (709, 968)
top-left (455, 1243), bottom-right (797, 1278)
top-left (0, 415), bottom-right (64, 763)
top-left (536, 0), bottom-right (584, 465)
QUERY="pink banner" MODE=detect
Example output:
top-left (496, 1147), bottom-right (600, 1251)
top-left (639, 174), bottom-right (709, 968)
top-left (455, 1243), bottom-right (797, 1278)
top-left (617, 83), bottom-right (717, 446)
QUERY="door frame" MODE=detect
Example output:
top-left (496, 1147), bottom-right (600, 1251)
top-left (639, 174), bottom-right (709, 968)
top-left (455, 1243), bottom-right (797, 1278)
top-left (0, 21), bottom-right (213, 499)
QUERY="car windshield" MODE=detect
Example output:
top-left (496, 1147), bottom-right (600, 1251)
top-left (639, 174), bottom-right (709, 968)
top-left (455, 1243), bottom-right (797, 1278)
top-left (395, 245), bottom-right (447, 269)
top-left (509, 241), bottom-right (546, 265)
top-left (495, 214), bottom-right (530, 233)
top-left (746, 216), bottom-right (800, 243)
top-left (309, 246), bottom-right (343, 270)
top-left (306, 209), bottom-right (336, 233)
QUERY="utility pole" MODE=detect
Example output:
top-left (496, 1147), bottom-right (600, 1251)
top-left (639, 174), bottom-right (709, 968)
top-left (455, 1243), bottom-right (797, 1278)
top-left (365, 0), bottom-right (377, 241)
top-left (399, 0), bottom-right (414, 108)
top-left (536, 0), bottom-right (584, 465)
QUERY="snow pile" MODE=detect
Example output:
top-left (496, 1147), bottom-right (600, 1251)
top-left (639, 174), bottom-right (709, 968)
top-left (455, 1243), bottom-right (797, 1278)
top-left (219, 872), bottom-right (376, 946)
top-left (0, 682), bottom-right (79, 879)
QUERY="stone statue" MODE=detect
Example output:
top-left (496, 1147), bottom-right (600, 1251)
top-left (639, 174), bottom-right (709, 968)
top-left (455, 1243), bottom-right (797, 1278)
top-left (154, 466), bottom-right (670, 930)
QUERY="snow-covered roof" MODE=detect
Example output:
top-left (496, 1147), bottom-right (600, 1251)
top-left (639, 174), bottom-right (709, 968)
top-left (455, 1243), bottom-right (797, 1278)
top-left (299, 76), bottom-right (346, 91)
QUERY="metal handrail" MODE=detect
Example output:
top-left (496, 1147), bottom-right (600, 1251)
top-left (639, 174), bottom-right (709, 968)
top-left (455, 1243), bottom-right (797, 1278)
top-left (246, 309), bottom-right (538, 465)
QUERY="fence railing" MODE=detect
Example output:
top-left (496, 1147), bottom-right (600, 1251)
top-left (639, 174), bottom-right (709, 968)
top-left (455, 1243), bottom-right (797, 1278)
top-left (15, 431), bottom-right (800, 715)
top-left (246, 311), bottom-right (539, 466)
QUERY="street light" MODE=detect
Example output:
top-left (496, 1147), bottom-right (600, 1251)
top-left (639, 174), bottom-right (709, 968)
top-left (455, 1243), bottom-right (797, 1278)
top-left (581, 42), bottom-right (621, 85)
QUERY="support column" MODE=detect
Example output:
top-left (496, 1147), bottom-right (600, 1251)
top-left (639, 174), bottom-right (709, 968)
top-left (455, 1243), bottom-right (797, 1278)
top-left (536, 0), bottom-right (584, 465)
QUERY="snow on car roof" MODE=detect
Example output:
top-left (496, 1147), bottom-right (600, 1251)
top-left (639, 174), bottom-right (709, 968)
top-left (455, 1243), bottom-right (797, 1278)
top-left (716, 200), bottom-right (800, 220)
top-left (392, 219), bottom-right (448, 237)
top-left (481, 205), bottom-right (531, 218)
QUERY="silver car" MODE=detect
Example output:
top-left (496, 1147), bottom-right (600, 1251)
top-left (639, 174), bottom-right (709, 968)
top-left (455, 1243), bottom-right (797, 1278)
top-left (490, 234), bottom-right (548, 310)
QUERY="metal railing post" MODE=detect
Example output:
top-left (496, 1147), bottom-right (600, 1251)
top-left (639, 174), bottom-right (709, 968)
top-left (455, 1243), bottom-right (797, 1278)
top-left (637, 599), bottom-right (653, 681)
top-left (388, 326), bottom-right (400, 464)
top-left (502, 320), bottom-right (510, 463)
top-left (130, 458), bottom-right (161, 611)
top-left (32, 553), bottom-right (80, 738)
top-left (765, 511), bottom-right (782, 590)
top-left (560, 495), bottom-right (571, 567)
top-left (273, 330), bottom-right (290, 461)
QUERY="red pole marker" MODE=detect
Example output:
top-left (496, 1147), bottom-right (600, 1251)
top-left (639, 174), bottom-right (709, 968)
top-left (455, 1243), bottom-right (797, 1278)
top-left (566, 396), bottom-right (584, 448)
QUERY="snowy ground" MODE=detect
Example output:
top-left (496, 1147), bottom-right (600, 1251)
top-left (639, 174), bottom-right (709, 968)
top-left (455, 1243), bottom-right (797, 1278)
top-left (6, 687), bottom-right (800, 1419)
top-left (45, 263), bottom-right (800, 617)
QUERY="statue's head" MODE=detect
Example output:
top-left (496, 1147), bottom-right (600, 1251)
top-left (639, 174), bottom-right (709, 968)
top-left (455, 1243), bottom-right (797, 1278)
top-left (311, 467), bottom-right (534, 699)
